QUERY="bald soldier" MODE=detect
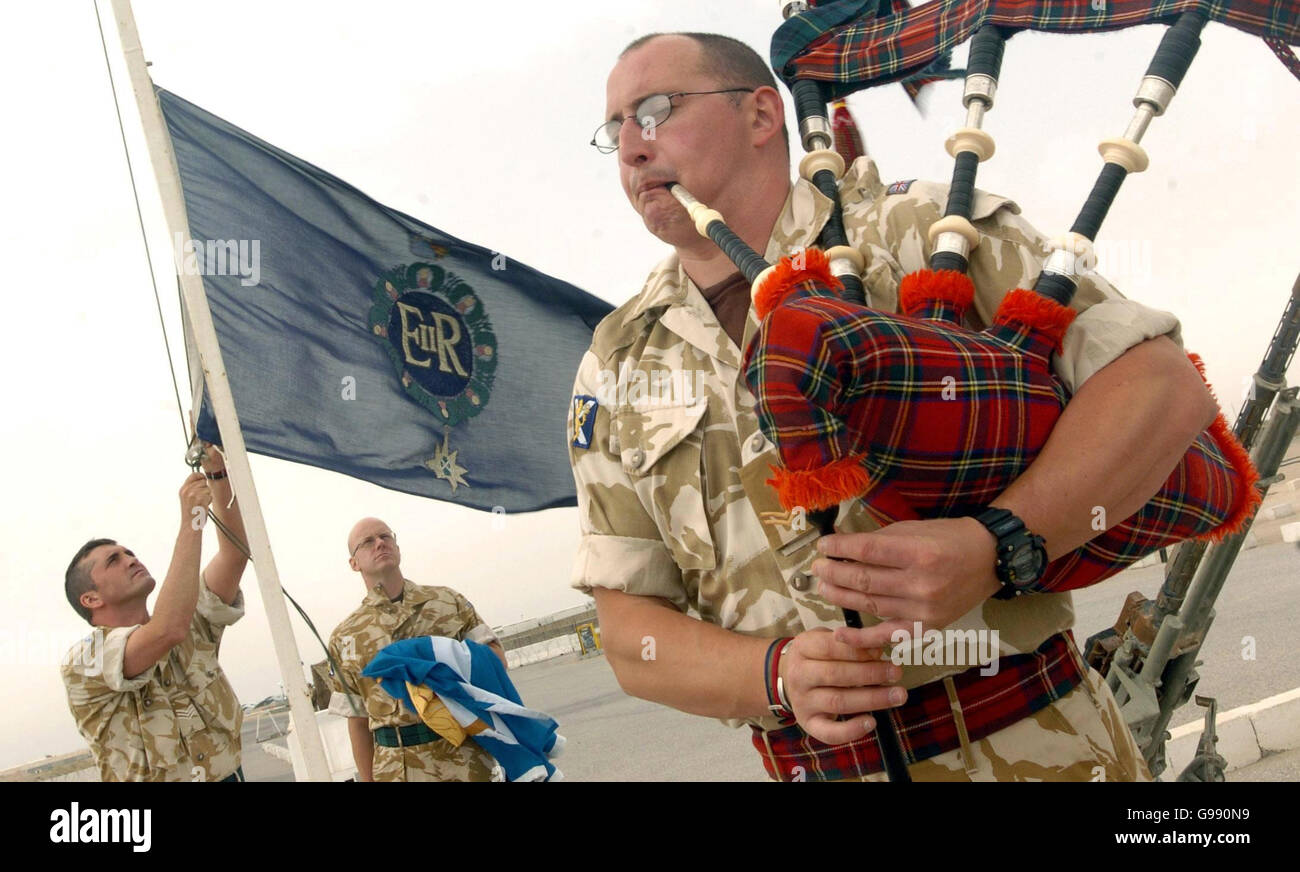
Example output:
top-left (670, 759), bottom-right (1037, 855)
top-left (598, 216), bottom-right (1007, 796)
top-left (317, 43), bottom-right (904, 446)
top-left (327, 518), bottom-right (507, 782)
top-left (567, 32), bottom-right (1219, 781)
top-left (61, 443), bottom-right (250, 782)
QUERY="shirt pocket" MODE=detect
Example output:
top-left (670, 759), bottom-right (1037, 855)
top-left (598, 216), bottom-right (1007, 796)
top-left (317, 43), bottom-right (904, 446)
top-left (172, 637), bottom-right (228, 736)
top-left (614, 400), bottom-right (717, 572)
top-left (179, 635), bottom-right (221, 698)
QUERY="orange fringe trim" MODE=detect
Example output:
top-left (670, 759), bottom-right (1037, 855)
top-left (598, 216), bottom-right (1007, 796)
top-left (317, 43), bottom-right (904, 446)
top-left (768, 455), bottom-right (872, 512)
top-left (752, 248), bottom-right (841, 320)
top-left (992, 288), bottom-right (1078, 352)
top-left (898, 269), bottom-right (975, 318)
top-left (1187, 352), bottom-right (1262, 541)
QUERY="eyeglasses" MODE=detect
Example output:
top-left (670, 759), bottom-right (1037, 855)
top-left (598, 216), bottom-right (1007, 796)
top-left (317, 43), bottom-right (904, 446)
top-left (591, 88), bottom-right (758, 153)
top-left (351, 531), bottom-right (395, 557)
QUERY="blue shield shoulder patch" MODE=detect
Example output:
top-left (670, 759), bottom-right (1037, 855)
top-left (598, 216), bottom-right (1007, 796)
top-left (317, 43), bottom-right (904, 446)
top-left (571, 395), bottom-right (598, 449)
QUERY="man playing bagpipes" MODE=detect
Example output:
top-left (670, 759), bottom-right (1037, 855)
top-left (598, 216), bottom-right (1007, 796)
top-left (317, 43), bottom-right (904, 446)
top-left (566, 31), bottom-right (1227, 781)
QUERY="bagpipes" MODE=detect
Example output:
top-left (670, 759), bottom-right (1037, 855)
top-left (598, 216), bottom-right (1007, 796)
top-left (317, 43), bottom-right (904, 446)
top-left (750, 11), bottom-right (1259, 593)
top-left (672, 7), bottom-right (1270, 781)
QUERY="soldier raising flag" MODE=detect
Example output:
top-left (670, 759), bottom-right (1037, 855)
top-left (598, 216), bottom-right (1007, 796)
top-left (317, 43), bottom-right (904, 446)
top-left (61, 442), bottom-right (251, 782)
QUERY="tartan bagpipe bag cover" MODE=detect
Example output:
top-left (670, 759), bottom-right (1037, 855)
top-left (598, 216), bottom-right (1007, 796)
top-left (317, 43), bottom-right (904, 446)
top-left (742, 249), bottom-right (1259, 593)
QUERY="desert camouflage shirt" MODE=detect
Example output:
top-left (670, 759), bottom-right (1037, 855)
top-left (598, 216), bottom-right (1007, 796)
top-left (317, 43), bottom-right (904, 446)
top-left (568, 157), bottom-right (1182, 731)
top-left (61, 580), bottom-right (245, 782)
top-left (327, 580), bottom-right (498, 723)
top-left (327, 581), bottom-right (500, 781)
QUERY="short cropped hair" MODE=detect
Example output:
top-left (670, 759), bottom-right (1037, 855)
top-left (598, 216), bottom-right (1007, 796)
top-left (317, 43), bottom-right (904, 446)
top-left (621, 32), bottom-right (790, 153)
top-left (66, 538), bottom-right (115, 624)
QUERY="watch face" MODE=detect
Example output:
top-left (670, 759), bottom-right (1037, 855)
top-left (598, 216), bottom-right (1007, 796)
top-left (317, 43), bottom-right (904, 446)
top-left (1007, 543), bottom-right (1046, 583)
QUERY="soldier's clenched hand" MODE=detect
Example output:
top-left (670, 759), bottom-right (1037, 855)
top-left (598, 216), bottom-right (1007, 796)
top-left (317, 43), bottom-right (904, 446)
top-left (779, 628), bottom-right (906, 745)
top-left (178, 472), bottom-right (212, 526)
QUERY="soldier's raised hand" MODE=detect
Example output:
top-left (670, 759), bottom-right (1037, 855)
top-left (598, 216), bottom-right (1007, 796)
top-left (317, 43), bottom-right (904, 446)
top-left (179, 471), bottom-right (212, 529)
top-left (197, 440), bottom-right (227, 478)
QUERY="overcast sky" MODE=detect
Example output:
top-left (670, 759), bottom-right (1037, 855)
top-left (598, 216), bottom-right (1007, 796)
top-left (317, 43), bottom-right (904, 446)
top-left (1, 0), bottom-right (1296, 771)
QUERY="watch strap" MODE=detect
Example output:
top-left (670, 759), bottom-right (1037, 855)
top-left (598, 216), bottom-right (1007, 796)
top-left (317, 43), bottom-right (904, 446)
top-left (973, 506), bottom-right (1047, 593)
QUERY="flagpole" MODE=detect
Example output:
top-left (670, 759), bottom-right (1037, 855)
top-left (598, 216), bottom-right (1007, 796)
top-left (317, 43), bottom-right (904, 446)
top-left (108, 0), bottom-right (333, 782)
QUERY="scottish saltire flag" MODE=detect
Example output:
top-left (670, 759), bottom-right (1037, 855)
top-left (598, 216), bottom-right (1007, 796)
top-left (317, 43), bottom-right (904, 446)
top-left (363, 637), bottom-right (564, 782)
top-left (158, 89), bottom-right (612, 512)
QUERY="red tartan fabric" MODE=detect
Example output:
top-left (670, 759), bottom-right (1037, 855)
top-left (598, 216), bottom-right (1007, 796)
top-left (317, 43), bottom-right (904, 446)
top-left (741, 259), bottom-right (1259, 593)
top-left (1265, 34), bottom-right (1300, 78)
top-left (750, 631), bottom-right (1084, 781)
top-left (831, 99), bottom-right (867, 165)
top-left (781, 0), bottom-right (1299, 90)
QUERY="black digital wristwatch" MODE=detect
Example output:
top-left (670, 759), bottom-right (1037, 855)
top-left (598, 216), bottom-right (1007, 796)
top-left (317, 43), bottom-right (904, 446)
top-left (973, 507), bottom-right (1048, 598)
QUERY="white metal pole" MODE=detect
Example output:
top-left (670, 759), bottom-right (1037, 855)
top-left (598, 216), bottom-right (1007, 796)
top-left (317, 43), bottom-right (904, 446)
top-left (108, 0), bottom-right (333, 782)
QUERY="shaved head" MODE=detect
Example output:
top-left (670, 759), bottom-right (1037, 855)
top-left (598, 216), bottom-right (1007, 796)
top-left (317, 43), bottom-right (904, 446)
top-left (348, 517), bottom-right (390, 555)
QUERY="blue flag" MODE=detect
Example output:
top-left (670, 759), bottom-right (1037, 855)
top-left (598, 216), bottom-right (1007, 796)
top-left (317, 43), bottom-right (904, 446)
top-left (158, 89), bottom-right (611, 512)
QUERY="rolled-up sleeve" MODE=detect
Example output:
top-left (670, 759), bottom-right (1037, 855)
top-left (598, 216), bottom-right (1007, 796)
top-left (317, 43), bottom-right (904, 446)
top-left (196, 573), bottom-right (245, 628)
top-left (326, 635), bottom-right (365, 718)
top-left (567, 350), bottom-right (688, 610)
top-left (327, 691), bottom-right (364, 719)
top-left (96, 626), bottom-right (152, 694)
top-left (1057, 278), bottom-right (1182, 389)
top-left (452, 591), bottom-right (499, 647)
top-left (571, 534), bottom-right (686, 605)
top-left (967, 198), bottom-right (1183, 393)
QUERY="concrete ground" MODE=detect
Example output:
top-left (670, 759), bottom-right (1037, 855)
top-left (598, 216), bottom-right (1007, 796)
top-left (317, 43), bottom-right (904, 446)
top-left (1233, 747), bottom-right (1300, 782)
top-left (241, 709), bottom-right (296, 783)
